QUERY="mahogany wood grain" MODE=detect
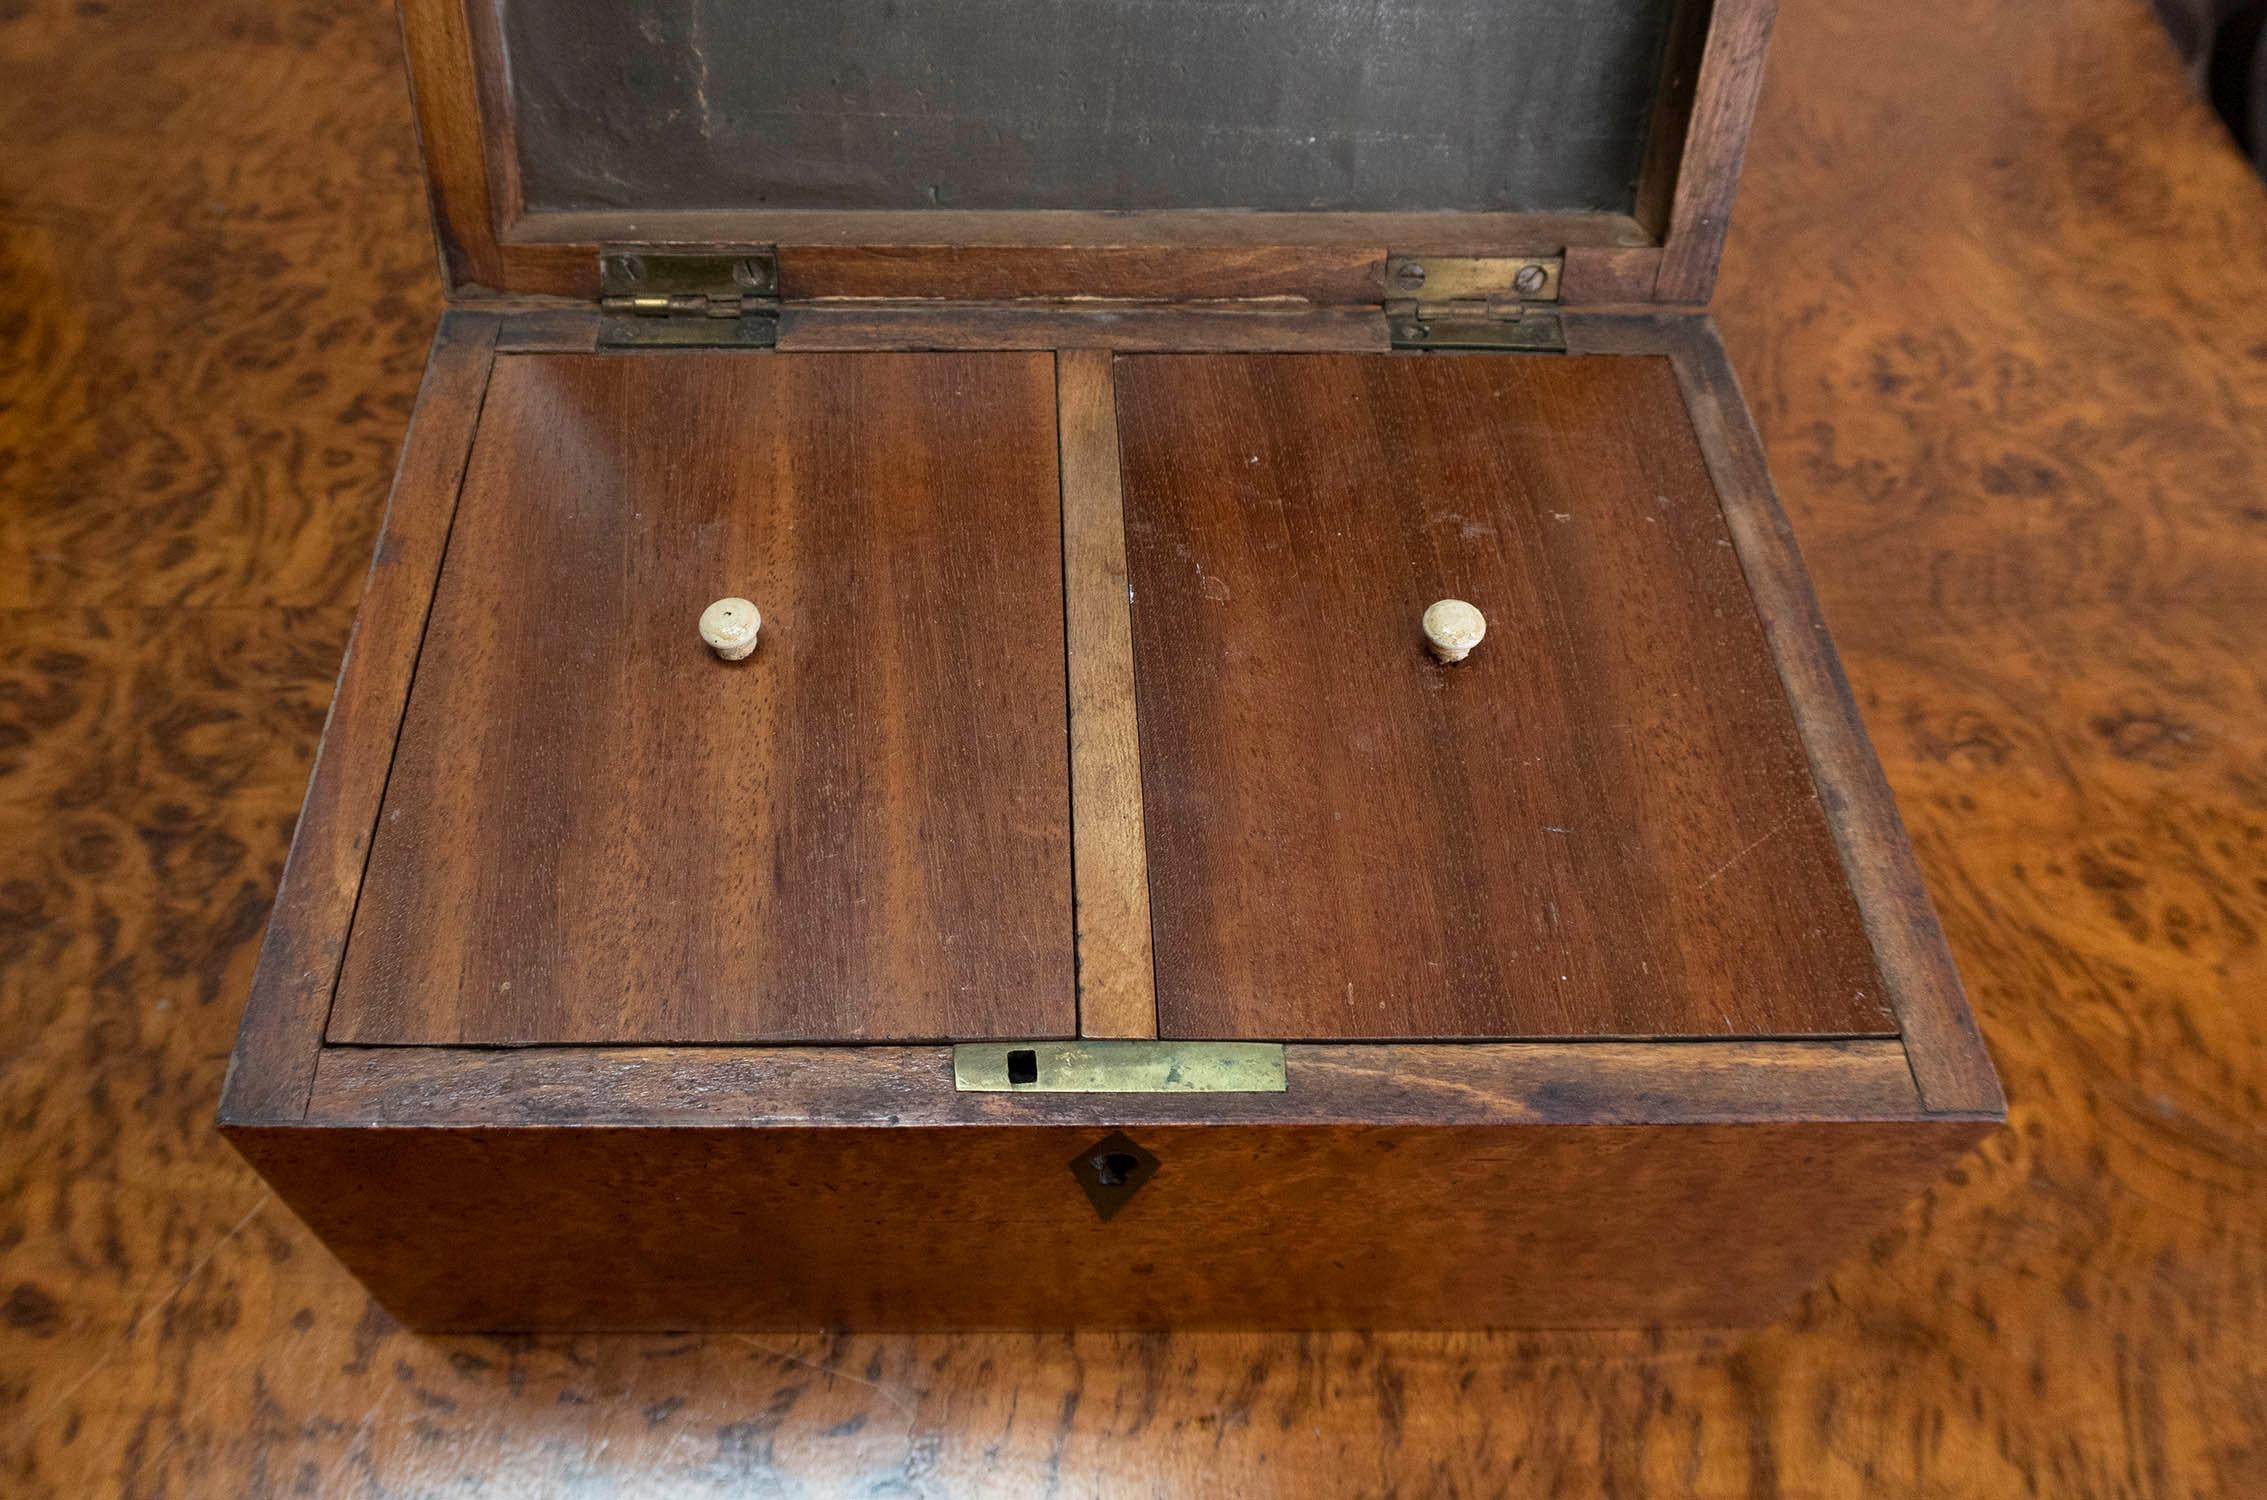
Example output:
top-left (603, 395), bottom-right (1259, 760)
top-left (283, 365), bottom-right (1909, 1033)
top-left (228, 1115), bottom-right (1988, 1331)
top-left (218, 312), bottom-right (498, 1120)
top-left (1057, 351), bottom-right (1159, 1038)
top-left (1560, 244), bottom-right (1668, 304)
top-left (775, 302), bottom-right (1390, 352)
top-left (1666, 320), bottom-right (2003, 1115)
top-left (510, 306), bottom-right (1701, 358)
top-left (399, 0), bottom-right (588, 300)
top-left (1632, 0), bottom-right (1716, 245)
top-left (1560, 310), bottom-right (1698, 355)
top-left (306, 1038), bottom-right (1926, 1127)
top-left (485, 303), bottom-right (1395, 354)
top-left (328, 352), bottom-right (1076, 1044)
top-left (1114, 352), bottom-right (1897, 1041)
top-left (490, 211), bottom-right (1657, 302)
top-left (1653, 0), bottom-right (1781, 303)
top-left (469, 211), bottom-right (1663, 306)
top-left (779, 245), bottom-right (1385, 305)
top-left (492, 307), bottom-right (604, 352)
top-left (397, 0), bottom-right (507, 292)
top-left (455, 0), bottom-right (521, 227)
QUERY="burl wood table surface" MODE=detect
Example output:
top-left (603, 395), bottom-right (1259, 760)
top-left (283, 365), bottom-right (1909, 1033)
top-left (1, 0), bottom-right (2261, 1494)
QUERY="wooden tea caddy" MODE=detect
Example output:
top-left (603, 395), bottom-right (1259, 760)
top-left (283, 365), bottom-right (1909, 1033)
top-left (221, 0), bottom-right (2004, 1329)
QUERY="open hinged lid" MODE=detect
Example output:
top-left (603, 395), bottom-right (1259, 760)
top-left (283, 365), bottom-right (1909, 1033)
top-left (402, 0), bottom-right (1775, 306)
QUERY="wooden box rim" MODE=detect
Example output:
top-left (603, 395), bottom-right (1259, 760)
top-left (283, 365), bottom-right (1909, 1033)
top-left (219, 307), bottom-right (2005, 1138)
top-left (400, 0), bottom-right (1778, 307)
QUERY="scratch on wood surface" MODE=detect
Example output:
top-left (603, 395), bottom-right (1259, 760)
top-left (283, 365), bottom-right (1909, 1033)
top-left (1697, 810), bottom-right (1800, 889)
top-left (10, 1193), bottom-right (273, 1444)
top-left (732, 1336), bottom-right (921, 1419)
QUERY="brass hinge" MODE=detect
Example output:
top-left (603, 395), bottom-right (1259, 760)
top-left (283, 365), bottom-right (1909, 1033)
top-left (598, 248), bottom-right (780, 348)
top-left (1385, 254), bottom-right (1566, 352)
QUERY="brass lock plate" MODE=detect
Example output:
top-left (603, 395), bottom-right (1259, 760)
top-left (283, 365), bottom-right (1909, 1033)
top-left (953, 1041), bottom-right (1287, 1093)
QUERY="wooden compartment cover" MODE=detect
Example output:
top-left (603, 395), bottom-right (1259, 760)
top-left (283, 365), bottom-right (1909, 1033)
top-left (329, 351), bottom-right (1074, 1045)
top-left (1115, 352), bottom-right (1900, 1042)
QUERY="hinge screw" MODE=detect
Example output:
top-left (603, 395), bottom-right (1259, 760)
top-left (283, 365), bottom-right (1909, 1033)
top-left (609, 253), bottom-right (647, 286)
top-left (1392, 262), bottom-right (1427, 291)
top-left (1513, 264), bottom-right (1548, 295)
top-left (732, 257), bottom-right (773, 292)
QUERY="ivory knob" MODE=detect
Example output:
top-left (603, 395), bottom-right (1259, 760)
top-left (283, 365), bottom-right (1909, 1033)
top-left (699, 597), bottom-right (762, 660)
top-left (1422, 599), bottom-right (1486, 663)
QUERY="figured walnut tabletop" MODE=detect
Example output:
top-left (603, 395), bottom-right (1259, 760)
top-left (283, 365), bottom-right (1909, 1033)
top-left (2, 1), bottom-right (2263, 1497)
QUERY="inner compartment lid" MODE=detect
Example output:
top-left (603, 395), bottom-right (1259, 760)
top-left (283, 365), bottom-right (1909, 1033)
top-left (329, 350), bottom-right (1075, 1046)
top-left (1113, 351), bottom-right (1897, 1042)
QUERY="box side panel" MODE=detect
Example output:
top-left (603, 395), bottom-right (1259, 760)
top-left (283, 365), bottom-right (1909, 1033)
top-left (1663, 318), bottom-right (2004, 1115)
top-left (220, 312), bottom-right (500, 1123)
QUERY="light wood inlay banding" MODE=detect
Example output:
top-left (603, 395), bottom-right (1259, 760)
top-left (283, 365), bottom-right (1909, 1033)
top-left (1058, 349), bottom-right (1159, 1038)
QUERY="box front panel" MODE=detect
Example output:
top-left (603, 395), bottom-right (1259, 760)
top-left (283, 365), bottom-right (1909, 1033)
top-left (1114, 351), bottom-right (1899, 1042)
top-left (230, 1114), bottom-right (1989, 1331)
top-left (329, 351), bottom-right (1075, 1045)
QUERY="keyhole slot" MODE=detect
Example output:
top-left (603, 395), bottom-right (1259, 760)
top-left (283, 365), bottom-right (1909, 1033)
top-left (1092, 1151), bottom-right (1140, 1187)
top-left (1069, 1132), bottom-right (1156, 1221)
top-left (1006, 1049), bottom-right (1039, 1085)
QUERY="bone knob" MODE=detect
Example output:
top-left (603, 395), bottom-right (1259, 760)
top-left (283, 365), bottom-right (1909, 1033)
top-left (699, 597), bottom-right (762, 661)
top-left (1422, 599), bottom-right (1486, 663)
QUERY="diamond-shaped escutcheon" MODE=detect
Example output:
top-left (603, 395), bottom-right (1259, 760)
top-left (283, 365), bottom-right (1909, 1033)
top-left (1068, 1132), bottom-right (1160, 1222)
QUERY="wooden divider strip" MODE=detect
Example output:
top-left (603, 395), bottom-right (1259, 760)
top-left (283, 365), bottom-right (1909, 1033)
top-left (1057, 349), bottom-right (1159, 1038)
